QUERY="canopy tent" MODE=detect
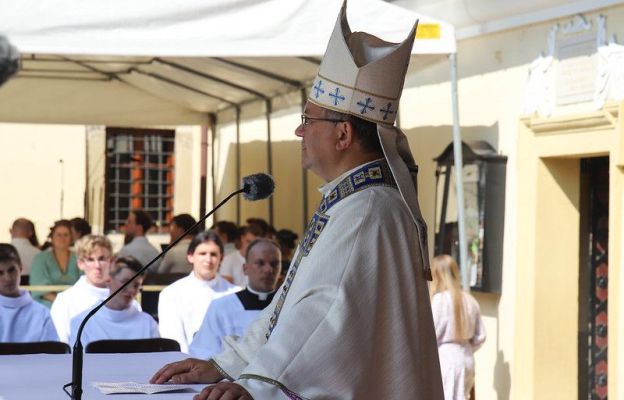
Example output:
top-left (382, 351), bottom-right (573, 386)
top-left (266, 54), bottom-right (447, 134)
top-left (0, 0), bottom-right (470, 288)
top-left (0, 0), bottom-right (455, 125)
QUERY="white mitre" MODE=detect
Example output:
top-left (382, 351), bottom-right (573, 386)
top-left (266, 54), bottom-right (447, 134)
top-left (308, 0), bottom-right (431, 279)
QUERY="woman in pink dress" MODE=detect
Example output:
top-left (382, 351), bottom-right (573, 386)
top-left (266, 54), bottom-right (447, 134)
top-left (430, 254), bottom-right (486, 400)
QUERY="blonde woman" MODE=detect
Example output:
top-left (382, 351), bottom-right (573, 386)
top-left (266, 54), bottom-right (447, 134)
top-left (430, 254), bottom-right (486, 400)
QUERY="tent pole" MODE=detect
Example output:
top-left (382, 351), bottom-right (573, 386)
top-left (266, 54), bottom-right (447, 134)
top-left (236, 107), bottom-right (241, 225)
top-left (450, 52), bottom-right (470, 291)
top-left (266, 99), bottom-right (274, 226)
top-left (200, 123), bottom-right (209, 230)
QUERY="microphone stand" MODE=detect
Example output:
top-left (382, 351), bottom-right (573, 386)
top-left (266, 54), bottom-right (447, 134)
top-left (63, 188), bottom-right (245, 399)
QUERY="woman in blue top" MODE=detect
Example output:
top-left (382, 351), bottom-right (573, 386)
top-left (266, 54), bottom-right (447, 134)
top-left (30, 220), bottom-right (80, 307)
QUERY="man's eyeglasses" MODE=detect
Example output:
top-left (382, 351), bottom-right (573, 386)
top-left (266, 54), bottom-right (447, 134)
top-left (300, 114), bottom-right (346, 126)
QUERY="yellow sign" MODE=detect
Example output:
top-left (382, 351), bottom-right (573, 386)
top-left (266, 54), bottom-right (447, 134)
top-left (416, 23), bottom-right (441, 39)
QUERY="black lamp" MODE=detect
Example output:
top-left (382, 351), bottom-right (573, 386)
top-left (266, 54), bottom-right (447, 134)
top-left (433, 140), bottom-right (507, 293)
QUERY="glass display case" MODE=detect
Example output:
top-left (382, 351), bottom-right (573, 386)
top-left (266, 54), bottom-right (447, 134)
top-left (433, 140), bottom-right (507, 293)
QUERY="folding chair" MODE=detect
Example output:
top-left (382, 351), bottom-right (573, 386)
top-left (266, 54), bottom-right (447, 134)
top-left (0, 341), bottom-right (71, 355)
top-left (85, 338), bottom-right (180, 353)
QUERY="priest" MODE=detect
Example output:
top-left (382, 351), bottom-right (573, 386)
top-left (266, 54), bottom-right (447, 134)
top-left (151, 2), bottom-right (443, 399)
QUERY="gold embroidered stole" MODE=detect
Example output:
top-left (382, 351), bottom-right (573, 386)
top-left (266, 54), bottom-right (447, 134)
top-left (266, 159), bottom-right (396, 339)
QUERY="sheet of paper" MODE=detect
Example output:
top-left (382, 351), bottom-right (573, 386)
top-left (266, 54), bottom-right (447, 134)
top-left (93, 381), bottom-right (194, 394)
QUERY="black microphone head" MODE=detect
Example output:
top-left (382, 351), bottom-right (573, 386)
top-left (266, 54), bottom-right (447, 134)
top-left (242, 173), bottom-right (275, 201)
top-left (0, 35), bottom-right (19, 87)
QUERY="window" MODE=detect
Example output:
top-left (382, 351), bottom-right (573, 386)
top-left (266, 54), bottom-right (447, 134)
top-left (104, 128), bottom-right (175, 233)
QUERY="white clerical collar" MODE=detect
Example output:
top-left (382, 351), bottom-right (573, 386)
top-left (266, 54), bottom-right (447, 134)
top-left (246, 286), bottom-right (274, 301)
top-left (0, 289), bottom-right (31, 308)
top-left (318, 158), bottom-right (386, 197)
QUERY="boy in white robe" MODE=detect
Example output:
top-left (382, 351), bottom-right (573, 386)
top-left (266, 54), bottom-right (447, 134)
top-left (69, 256), bottom-right (159, 348)
top-left (0, 243), bottom-right (58, 342)
top-left (52, 235), bottom-right (139, 344)
top-left (151, 3), bottom-right (443, 399)
top-left (190, 239), bottom-right (280, 359)
top-left (158, 230), bottom-right (240, 353)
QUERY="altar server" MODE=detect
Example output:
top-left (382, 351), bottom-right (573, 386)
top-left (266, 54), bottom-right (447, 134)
top-left (69, 256), bottom-right (159, 348)
top-left (190, 239), bottom-right (280, 359)
top-left (158, 230), bottom-right (240, 353)
top-left (52, 235), bottom-right (138, 344)
top-left (0, 243), bottom-right (58, 342)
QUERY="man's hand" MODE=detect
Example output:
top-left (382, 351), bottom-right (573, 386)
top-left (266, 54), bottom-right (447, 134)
top-left (150, 358), bottom-right (224, 384)
top-left (194, 382), bottom-right (253, 400)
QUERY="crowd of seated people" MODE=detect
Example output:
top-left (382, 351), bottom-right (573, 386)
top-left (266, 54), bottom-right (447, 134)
top-left (1, 213), bottom-right (298, 356)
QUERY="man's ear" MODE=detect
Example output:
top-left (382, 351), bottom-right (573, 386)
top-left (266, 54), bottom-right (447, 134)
top-left (335, 121), bottom-right (355, 151)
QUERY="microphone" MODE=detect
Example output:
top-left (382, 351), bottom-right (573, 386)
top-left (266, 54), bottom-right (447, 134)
top-left (242, 173), bottom-right (275, 201)
top-left (63, 173), bottom-right (274, 399)
top-left (0, 35), bottom-right (19, 87)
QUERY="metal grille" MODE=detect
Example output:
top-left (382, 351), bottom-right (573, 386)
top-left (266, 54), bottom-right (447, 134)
top-left (104, 129), bottom-right (175, 232)
top-left (580, 157), bottom-right (609, 400)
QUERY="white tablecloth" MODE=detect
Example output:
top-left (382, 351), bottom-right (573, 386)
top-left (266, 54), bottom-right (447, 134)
top-left (0, 352), bottom-right (207, 400)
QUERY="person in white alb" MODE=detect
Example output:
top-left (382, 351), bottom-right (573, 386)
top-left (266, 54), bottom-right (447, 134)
top-left (69, 256), bottom-right (159, 349)
top-left (430, 255), bottom-right (486, 400)
top-left (52, 235), bottom-right (139, 344)
top-left (151, 3), bottom-right (444, 398)
top-left (118, 209), bottom-right (161, 272)
top-left (158, 230), bottom-right (240, 353)
top-left (190, 239), bottom-right (281, 359)
top-left (0, 243), bottom-right (58, 342)
top-left (9, 218), bottom-right (41, 276)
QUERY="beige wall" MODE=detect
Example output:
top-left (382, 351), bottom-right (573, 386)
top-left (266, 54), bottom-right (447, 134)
top-left (1, 124), bottom-right (201, 253)
top-left (0, 124), bottom-right (86, 244)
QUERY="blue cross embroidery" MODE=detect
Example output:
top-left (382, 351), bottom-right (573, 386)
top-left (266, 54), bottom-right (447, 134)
top-left (357, 97), bottom-right (375, 114)
top-left (329, 87), bottom-right (346, 106)
top-left (380, 102), bottom-right (394, 120)
top-left (313, 80), bottom-right (325, 99)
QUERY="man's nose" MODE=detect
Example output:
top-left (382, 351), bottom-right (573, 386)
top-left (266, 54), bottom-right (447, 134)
top-left (295, 124), bottom-right (305, 137)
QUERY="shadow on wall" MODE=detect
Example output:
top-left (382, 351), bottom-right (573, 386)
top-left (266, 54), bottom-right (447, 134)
top-left (494, 349), bottom-right (512, 400)
top-left (474, 292), bottom-right (511, 400)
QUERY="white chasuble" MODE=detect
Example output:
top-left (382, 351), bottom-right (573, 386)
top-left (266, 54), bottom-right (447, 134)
top-left (211, 160), bottom-right (442, 400)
